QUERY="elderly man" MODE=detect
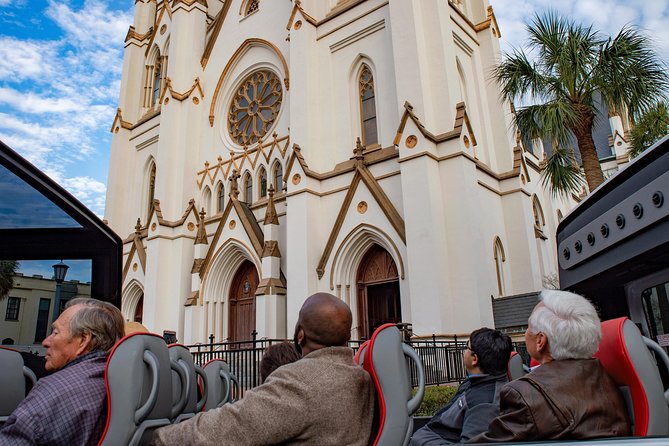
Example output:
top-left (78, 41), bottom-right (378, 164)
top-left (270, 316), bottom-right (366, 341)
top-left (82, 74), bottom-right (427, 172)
top-left (0, 297), bottom-right (125, 445)
top-left (411, 328), bottom-right (512, 445)
top-left (153, 292), bottom-right (374, 445)
top-left (470, 290), bottom-right (630, 443)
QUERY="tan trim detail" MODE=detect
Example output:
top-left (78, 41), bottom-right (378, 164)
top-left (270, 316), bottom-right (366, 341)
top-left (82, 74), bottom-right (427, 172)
top-left (263, 185), bottom-right (279, 225)
top-left (209, 38), bottom-right (290, 126)
top-left (161, 77), bottom-right (204, 103)
top-left (285, 0), bottom-right (317, 30)
top-left (394, 101), bottom-right (476, 147)
top-left (201, 0), bottom-right (232, 68)
top-left (318, 2), bottom-right (388, 41)
top-left (512, 145), bottom-right (530, 182)
top-left (477, 181), bottom-right (531, 197)
top-left (110, 108), bottom-right (133, 133)
top-left (173, 0), bottom-right (206, 7)
top-left (255, 277), bottom-right (287, 296)
top-left (284, 144), bottom-right (398, 182)
top-left (448, 1), bottom-right (476, 31)
top-left (199, 237), bottom-right (260, 286)
top-left (196, 135), bottom-right (289, 189)
top-left (185, 290), bottom-right (199, 306)
top-left (317, 152), bottom-right (406, 279)
top-left (191, 258), bottom-right (205, 274)
top-left (149, 198), bottom-right (200, 228)
top-left (261, 240), bottom-right (281, 258)
top-left (122, 226), bottom-right (148, 283)
top-left (130, 108), bottom-right (161, 131)
top-left (329, 223), bottom-right (405, 290)
top-left (473, 6), bottom-right (501, 38)
top-left (125, 26), bottom-right (153, 43)
top-left (146, 234), bottom-right (197, 242)
top-left (195, 208), bottom-right (208, 245)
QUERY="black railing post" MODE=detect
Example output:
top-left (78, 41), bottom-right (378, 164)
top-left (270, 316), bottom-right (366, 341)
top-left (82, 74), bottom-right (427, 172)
top-left (209, 334), bottom-right (214, 363)
top-left (252, 330), bottom-right (258, 387)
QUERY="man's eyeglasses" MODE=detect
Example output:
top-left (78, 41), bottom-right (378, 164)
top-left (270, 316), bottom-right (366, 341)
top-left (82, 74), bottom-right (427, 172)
top-left (465, 343), bottom-right (476, 356)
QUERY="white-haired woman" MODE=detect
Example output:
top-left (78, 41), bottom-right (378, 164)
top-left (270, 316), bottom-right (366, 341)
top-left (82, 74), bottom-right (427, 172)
top-left (469, 290), bottom-right (630, 443)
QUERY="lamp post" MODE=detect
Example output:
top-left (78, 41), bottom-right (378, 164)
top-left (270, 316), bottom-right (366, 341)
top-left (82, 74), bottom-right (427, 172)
top-left (52, 260), bottom-right (69, 323)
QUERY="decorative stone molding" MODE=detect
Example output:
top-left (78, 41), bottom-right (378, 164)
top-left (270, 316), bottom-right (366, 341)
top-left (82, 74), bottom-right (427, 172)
top-left (159, 77), bottom-right (204, 104)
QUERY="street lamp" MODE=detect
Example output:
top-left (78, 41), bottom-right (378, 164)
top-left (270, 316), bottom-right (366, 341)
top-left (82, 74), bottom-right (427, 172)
top-left (52, 260), bottom-right (69, 323)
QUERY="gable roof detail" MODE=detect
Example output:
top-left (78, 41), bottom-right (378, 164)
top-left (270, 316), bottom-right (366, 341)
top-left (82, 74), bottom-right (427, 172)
top-left (394, 101), bottom-right (477, 147)
top-left (316, 151), bottom-right (406, 279)
top-left (198, 195), bottom-right (265, 278)
top-left (122, 220), bottom-right (147, 282)
top-left (110, 108), bottom-right (133, 133)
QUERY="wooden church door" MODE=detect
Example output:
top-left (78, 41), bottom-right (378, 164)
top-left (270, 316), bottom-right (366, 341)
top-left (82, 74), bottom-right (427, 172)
top-left (228, 260), bottom-right (258, 342)
top-left (357, 244), bottom-right (401, 339)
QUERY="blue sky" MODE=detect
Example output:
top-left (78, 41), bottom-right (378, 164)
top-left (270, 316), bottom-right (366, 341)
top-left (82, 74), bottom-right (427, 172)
top-left (0, 0), bottom-right (667, 223)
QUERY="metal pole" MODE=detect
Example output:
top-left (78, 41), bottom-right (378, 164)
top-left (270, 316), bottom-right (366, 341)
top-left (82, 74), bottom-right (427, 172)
top-left (52, 281), bottom-right (62, 323)
top-left (252, 330), bottom-right (258, 388)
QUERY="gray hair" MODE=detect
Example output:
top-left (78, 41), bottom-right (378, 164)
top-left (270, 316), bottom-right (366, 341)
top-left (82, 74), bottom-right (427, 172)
top-left (65, 298), bottom-right (125, 353)
top-left (528, 290), bottom-right (601, 360)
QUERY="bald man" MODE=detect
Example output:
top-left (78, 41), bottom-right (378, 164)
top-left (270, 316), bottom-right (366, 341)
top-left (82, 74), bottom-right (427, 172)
top-left (153, 293), bottom-right (374, 446)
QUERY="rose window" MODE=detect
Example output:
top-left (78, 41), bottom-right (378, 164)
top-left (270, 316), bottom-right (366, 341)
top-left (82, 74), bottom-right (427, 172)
top-left (228, 70), bottom-right (282, 146)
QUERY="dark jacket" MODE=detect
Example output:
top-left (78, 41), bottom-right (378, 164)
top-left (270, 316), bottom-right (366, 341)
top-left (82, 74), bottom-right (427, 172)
top-left (469, 359), bottom-right (630, 443)
top-left (410, 373), bottom-right (508, 445)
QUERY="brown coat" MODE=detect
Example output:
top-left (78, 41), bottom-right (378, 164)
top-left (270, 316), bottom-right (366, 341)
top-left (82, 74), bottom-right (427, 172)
top-left (153, 346), bottom-right (374, 446)
top-left (469, 359), bottom-right (630, 443)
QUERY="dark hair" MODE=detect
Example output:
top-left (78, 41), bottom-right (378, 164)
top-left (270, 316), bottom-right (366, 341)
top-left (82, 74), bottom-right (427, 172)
top-left (469, 327), bottom-right (512, 375)
top-left (260, 342), bottom-right (301, 383)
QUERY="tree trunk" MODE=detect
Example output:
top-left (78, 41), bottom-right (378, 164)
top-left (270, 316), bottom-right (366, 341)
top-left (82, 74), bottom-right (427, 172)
top-left (572, 107), bottom-right (605, 192)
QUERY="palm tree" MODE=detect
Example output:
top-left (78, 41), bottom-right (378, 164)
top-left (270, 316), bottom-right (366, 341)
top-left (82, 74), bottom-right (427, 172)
top-left (0, 260), bottom-right (19, 301)
top-left (495, 12), bottom-right (668, 195)
top-left (629, 102), bottom-right (669, 158)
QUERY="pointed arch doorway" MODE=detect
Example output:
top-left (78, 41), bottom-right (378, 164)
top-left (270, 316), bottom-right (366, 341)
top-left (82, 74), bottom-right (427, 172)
top-left (357, 244), bottom-right (401, 339)
top-left (133, 294), bottom-right (144, 323)
top-left (228, 260), bottom-right (258, 342)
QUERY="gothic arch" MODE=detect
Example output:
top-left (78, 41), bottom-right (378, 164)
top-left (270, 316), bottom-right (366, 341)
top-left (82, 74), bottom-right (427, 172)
top-left (141, 157), bottom-right (157, 224)
top-left (201, 185), bottom-right (212, 216)
top-left (349, 56), bottom-right (379, 147)
top-left (330, 223), bottom-right (405, 292)
top-left (201, 238), bottom-right (261, 342)
top-left (122, 279), bottom-right (144, 321)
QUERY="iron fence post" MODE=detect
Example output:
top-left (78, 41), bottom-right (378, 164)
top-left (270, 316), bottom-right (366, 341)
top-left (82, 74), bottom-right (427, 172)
top-left (252, 330), bottom-right (258, 387)
top-left (209, 334), bottom-right (214, 363)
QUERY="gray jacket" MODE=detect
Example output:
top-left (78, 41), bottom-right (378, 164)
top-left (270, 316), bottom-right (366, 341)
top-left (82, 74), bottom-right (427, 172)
top-left (410, 373), bottom-right (508, 445)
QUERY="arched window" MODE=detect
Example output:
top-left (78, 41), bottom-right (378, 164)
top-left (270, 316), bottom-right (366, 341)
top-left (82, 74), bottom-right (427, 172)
top-left (146, 162), bottom-right (156, 222)
top-left (359, 64), bottom-right (378, 146)
top-left (216, 182), bottom-right (225, 213)
top-left (144, 47), bottom-right (167, 110)
top-left (493, 237), bottom-right (506, 297)
top-left (273, 162), bottom-right (283, 191)
top-left (244, 0), bottom-right (259, 15)
top-left (259, 167), bottom-right (267, 199)
top-left (532, 195), bottom-right (547, 240)
top-left (202, 186), bottom-right (212, 215)
top-left (243, 173), bottom-right (253, 204)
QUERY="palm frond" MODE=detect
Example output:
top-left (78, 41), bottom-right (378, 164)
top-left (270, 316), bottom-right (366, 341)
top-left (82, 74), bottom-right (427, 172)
top-left (515, 101), bottom-right (577, 147)
top-left (629, 102), bottom-right (669, 157)
top-left (540, 147), bottom-right (585, 198)
top-left (493, 49), bottom-right (556, 102)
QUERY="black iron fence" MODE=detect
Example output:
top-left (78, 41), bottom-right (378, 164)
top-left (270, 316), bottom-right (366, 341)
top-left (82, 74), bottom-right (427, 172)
top-left (187, 334), bottom-right (531, 396)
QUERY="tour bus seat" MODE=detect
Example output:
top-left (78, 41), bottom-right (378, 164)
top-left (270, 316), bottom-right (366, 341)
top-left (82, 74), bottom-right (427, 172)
top-left (360, 323), bottom-right (425, 446)
top-left (98, 333), bottom-right (177, 446)
top-left (354, 340), bottom-right (370, 366)
top-left (507, 351), bottom-right (527, 380)
top-left (594, 317), bottom-right (669, 436)
top-left (202, 359), bottom-right (239, 410)
top-left (0, 347), bottom-right (37, 424)
top-left (168, 344), bottom-right (207, 423)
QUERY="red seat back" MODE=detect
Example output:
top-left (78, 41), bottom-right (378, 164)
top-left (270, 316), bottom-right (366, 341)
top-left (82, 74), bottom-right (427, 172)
top-left (594, 317), bottom-right (668, 436)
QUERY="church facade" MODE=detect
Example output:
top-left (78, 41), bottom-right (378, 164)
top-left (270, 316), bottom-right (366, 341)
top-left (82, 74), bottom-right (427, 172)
top-left (105, 0), bottom-right (577, 344)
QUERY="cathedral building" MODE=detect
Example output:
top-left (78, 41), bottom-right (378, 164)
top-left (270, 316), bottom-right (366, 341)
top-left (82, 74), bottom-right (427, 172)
top-left (105, 0), bottom-right (576, 344)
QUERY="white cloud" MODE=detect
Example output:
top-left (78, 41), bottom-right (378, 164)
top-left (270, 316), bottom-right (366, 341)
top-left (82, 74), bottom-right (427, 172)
top-left (0, 1), bottom-right (132, 218)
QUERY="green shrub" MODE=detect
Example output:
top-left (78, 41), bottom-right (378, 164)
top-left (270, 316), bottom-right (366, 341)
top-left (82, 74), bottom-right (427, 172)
top-left (413, 385), bottom-right (459, 417)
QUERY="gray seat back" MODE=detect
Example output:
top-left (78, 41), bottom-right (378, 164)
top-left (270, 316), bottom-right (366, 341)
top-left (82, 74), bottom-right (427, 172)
top-left (99, 333), bottom-right (174, 446)
top-left (363, 323), bottom-right (425, 446)
top-left (507, 351), bottom-right (526, 380)
top-left (0, 347), bottom-right (35, 423)
top-left (169, 344), bottom-right (207, 422)
top-left (203, 359), bottom-right (239, 410)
